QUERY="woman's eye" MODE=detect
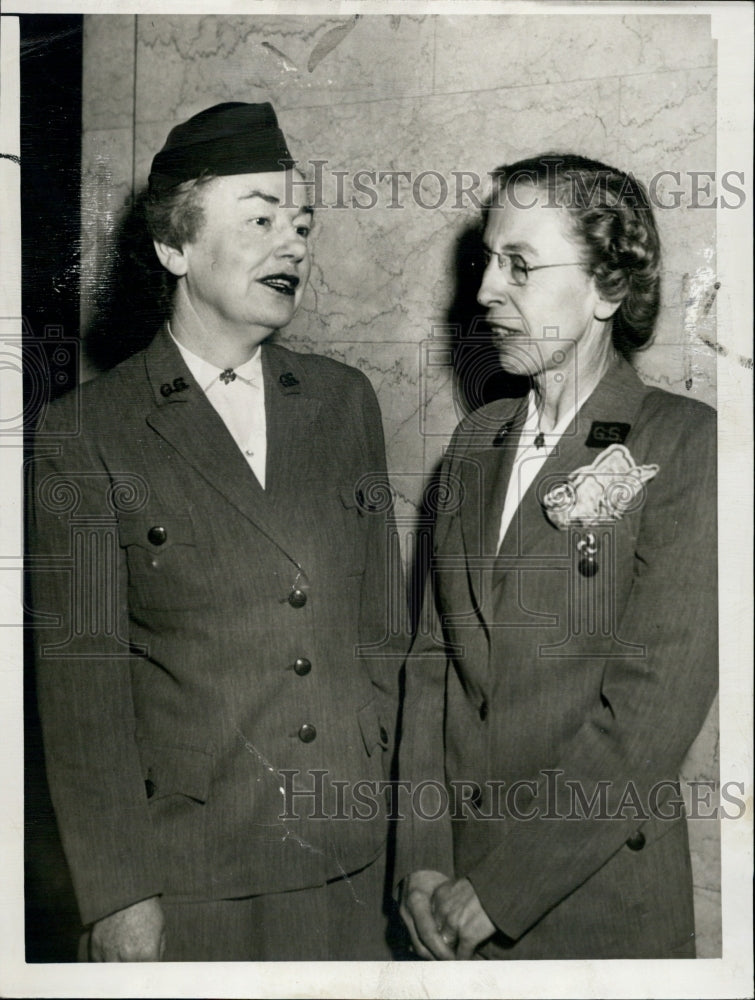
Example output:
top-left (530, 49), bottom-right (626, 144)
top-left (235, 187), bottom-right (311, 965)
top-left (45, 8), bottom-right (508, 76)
top-left (511, 255), bottom-right (528, 276)
top-left (250, 217), bottom-right (272, 228)
top-left (296, 225), bottom-right (311, 238)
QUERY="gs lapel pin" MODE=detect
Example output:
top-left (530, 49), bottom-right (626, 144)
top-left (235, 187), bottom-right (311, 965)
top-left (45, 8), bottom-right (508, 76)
top-left (160, 377), bottom-right (190, 398)
top-left (585, 421), bottom-right (631, 447)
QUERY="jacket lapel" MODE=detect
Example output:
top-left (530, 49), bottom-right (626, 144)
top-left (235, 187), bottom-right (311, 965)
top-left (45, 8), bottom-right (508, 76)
top-left (493, 356), bottom-right (653, 585)
top-left (458, 396), bottom-right (528, 628)
top-left (262, 343), bottom-right (321, 503)
top-left (143, 329), bottom-right (308, 564)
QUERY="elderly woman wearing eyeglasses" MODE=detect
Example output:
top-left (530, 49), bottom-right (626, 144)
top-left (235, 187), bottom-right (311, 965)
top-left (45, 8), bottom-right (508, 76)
top-left (397, 153), bottom-right (717, 961)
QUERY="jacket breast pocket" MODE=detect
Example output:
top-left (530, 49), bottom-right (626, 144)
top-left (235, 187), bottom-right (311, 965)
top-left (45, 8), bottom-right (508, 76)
top-left (118, 513), bottom-right (204, 610)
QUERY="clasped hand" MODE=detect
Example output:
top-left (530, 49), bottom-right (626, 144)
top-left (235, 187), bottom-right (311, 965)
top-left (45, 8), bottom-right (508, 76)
top-left (399, 870), bottom-right (496, 960)
top-left (89, 896), bottom-right (165, 961)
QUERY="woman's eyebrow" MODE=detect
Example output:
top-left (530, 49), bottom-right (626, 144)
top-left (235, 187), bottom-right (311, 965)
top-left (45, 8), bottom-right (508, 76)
top-left (237, 189), bottom-right (279, 204)
top-left (499, 240), bottom-right (537, 256)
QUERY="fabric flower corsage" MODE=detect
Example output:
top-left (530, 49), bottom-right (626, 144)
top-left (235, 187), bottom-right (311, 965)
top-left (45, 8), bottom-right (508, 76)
top-left (542, 443), bottom-right (659, 530)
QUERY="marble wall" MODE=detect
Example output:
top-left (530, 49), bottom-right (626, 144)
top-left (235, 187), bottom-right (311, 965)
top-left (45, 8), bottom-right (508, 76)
top-left (80, 12), bottom-right (720, 955)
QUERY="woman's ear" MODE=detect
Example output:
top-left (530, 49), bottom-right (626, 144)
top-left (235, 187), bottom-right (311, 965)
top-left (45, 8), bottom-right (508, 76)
top-left (153, 240), bottom-right (189, 277)
top-left (594, 296), bottom-right (621, 322)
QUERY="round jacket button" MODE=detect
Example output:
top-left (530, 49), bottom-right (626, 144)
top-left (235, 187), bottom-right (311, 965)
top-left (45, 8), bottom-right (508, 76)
top-left (147, 526), bottom-right (167, 546)
top-left (293, 657), bottom-right (311, 676)
top-left (626, 831), bottom-right (646, 851)
top-left (298, 723), bottom-right (317, 743)
top-left (288, 588), bottom-right (307, 608)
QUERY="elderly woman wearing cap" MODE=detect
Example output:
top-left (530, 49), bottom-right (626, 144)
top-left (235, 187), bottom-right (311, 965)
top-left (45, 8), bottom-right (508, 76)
top-left (30, 103), bottom-right (403, 961)
top-left (397, 153), bottom-right (717, 960)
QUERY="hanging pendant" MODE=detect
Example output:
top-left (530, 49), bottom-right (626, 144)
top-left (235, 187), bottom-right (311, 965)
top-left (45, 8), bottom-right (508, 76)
top-left (576, 531), bottom-right (599, 577)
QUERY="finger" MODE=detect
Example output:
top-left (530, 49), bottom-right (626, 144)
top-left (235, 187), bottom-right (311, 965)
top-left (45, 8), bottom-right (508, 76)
top-left (412, 899), bottom-right (456, 960)
top-left (430, 884), bottom-right (450, 925)
top-left (407, 921), bottom-right (435, 961)
top-left (455, 914), bottom-right (495, 961)
top-left (429, 889), bottom-right (461, 958)
top-left (455, 934), bottom-right (477, 961)
top-left (441, 929), bottom-right (459, 952)
top-left (399, 902), bottom-right (434, 960)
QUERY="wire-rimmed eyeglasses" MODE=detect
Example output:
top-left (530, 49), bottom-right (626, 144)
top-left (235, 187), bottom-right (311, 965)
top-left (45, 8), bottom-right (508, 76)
top-left (480, 249), bottom-right (584, 286)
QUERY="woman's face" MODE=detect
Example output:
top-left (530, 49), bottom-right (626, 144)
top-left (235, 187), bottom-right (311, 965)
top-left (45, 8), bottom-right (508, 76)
top-left (477, 181), bottom-right (618, 381)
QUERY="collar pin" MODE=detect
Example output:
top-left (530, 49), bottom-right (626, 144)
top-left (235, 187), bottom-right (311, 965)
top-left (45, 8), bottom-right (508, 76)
top-left (493, 421), bottom-right (514, 447)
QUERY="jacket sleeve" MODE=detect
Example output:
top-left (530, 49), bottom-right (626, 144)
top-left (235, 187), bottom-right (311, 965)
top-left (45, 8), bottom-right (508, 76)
top-left (393, 447), bottom-right (459, 888)
top-left (351, 373), bottom-right (409, 775)
top-left (28, 398), bottom-right (162, 926)
top-left (465, 400), bottom-right (718, 940)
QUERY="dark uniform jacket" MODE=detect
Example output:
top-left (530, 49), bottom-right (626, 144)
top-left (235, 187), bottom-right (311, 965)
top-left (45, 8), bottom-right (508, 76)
top-left (29, 329), bottom-right (404, 927)
top-left (397, 357), bottom-right (718, 959)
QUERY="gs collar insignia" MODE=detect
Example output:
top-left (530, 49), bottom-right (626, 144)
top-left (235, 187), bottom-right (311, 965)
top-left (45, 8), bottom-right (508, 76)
top-left (160, 376), bottom-right (190, 398)
top-left (279, 371), bottom-right (300, 388)
top-left (585, 421), bottom-right (630, 448)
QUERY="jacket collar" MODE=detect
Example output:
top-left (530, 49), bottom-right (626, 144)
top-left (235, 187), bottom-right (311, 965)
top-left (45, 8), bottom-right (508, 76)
top-left (453, 355), bottom-right (651, 628)
top-left (497, 353), bottom-right (653, 562)
top-left (453, 394), bottom-right (529, 642)
top-left (457, 394), bottom-right (529, 563)
top-left (143, 328), bottom-right (320, 565)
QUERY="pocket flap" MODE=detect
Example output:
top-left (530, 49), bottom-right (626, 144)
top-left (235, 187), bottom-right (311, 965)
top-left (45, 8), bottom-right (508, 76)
top-left (139, 741), bottom-right (214, 803)
top-left (357, 700), bottom-right (389, 756)
top-left (338, 483), bottom-right (359, 510)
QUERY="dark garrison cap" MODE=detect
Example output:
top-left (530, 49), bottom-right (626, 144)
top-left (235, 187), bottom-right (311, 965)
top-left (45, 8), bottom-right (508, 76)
top-left (148, 102), bottom-right (296, 194)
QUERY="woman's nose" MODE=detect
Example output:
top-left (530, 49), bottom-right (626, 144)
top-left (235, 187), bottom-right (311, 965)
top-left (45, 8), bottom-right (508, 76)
top-left (276, 227), bottom-right (308, 262)
top-left (477, 265), bottom-right (508, 308)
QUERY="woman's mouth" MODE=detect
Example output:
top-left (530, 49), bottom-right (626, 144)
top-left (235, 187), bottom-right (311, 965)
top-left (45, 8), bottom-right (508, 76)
top-left (258, 273), bottom-right (300, 297)
top-left (488, 321), bottom-right (524, 339)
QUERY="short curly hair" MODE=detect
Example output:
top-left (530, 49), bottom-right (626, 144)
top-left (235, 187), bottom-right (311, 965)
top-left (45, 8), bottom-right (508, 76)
top-left (141, 173), bottom-right (218, 309)
top-left (144, 172), bottom-right (217, 249)
top-left (490, 153), bottom-right (662, 356)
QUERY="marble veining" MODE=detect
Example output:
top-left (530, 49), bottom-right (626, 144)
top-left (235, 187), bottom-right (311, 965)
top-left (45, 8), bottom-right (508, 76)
top-left (80, 13), bottom-right (721, 955)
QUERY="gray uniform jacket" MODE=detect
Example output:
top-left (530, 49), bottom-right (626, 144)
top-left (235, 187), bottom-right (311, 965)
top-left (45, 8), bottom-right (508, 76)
top-left (397, 357), bottom-right (717, 958)
top-left (30, 328), bottom-right (404, 927)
